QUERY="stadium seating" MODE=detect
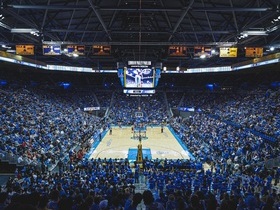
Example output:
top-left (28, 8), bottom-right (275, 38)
top-left (0, 78), bottom-right (279, 210)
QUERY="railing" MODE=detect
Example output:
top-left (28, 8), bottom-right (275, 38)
top-left (0, 150), bottom-right (17, 164)
top-left (105, 91), bottom-right (115, 117)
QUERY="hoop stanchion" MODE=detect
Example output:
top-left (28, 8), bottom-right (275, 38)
top-left (131, 126), bottom-right (147, 140)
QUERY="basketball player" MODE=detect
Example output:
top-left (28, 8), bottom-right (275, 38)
top-left (135, 69), bottom-right (142, 87)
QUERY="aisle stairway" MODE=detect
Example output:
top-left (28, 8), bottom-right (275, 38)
top-left (134, 174), bottom-right (148, 210)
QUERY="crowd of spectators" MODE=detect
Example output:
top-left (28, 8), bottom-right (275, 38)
top-left (166, 92), bottom-right (184, 108)
top-left (206, 89), bottom-right (280, 139)
top-left (108, 91), bottom-right (169, 125)
top-left (95, 91), bottom-right (112, 108)
top-left (179, 89), bottom-right (280, 140)
top-left (0, 85), bottom-right (102, 170)
top-left (1, 156), bottom-right (279, 209)
top-left (0, 79), bottom-right (279, 209)
top-left (171, 113), bottom-right (279, 167)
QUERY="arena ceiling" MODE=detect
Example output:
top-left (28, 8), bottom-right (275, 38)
top-left (0, 0), bottom-right (280, 69)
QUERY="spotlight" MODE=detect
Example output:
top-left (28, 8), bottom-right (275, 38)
top-left (73, 53), bottom-right (79, 57)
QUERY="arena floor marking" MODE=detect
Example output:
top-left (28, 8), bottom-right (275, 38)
top-left (88, 126), bottom-right (192, 160)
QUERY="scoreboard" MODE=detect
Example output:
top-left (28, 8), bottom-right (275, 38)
top-left (194, 46), bottom-right (212, 57)
top-left (123, 89), bottom-right (155, 96)
top-left (43, 45), bottom-right (61, 55)
top-left (219, 47), bottom-right (238, 57)
top-left (67, 45), bottom-right (85, 55)
top-left (169, 46), bottom-right (187, 56)
top-left (245, 47), bottom-right (263, 58)
top-left (16, 45), bottom-right (34, 55)
top-left (93, 45), bottom-right (111, 55)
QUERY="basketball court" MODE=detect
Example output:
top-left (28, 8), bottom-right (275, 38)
top-left (87, 126), bottom-right (194, 161)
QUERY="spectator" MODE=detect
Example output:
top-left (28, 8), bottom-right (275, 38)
top-left (142, 190), bottom-right (165, 210)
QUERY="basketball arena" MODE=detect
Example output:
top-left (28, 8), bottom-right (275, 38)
top-left (0, 1), bottom-right (280, 209)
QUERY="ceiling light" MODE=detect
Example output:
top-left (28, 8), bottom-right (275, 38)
top-left (73, 53), bottom-right (79, 57)
top-left (6, 49), bottom-right (15, 53)
top-left (241, 30), bottom-right (267, 36)
top-left (270, 46), bottom-right (275, 51)
top-left (1, 45), bottom-right (11, 49)
top-left (11, 28), bottom-right (39, 33)
top-left (200, 54), bottom-right (206, 59)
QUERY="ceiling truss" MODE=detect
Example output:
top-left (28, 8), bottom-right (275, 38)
top-left (0, 0), bottom-right (279, 68)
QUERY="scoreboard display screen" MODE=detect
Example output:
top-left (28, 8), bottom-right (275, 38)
top-left (123, 89), bottom-right (155, 96)
top-left (169, 46), bottom-right (187, 56)
top-left (93, 45), bottom-right (111, 55)
top-left (219, 47), bottom-right (237, 57)
top-left (245, 47), bottom-right (263, 58)
top-left (194, 46), bottom-right (212, 57)
top-left (67, 45), bottom-right (85, 55)
top-left (43, 45), bottom-right (61, 55)
top-left (16, 45), bottom-right (34, 55)
top-left (124, 67), bottom-right (155, 88)
top-left (124, 61), bottom-right (155, 88)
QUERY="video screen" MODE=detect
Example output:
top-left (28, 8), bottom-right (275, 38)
top-left (124, 67), bottom-right (154, 88)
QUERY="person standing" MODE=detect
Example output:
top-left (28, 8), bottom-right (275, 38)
top-left (125, 193), bottom-right (143, 210)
